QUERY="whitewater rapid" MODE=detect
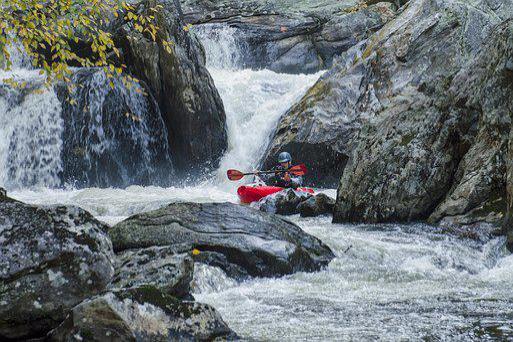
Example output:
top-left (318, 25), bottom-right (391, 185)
top-left (3, 23), bottom-right (513, 341)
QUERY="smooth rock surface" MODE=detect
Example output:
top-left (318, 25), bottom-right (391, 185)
top-left (48, 286), bottom-right (236, 341)
top-left (109, 202), bottom-right (334, 278)
top-left (111, 246), bottom-right (193, 299)
top-left (0, 199), bottom-right (115, 340)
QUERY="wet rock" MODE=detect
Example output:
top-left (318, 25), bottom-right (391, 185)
top-left (109, 202), bottom-right (334, 278)
top-left (0, 187), bottom-right (5, 197)
top-left (110, 246), bottom-right (193, 299)
top-left (298, 194), bottom-right (335, 218)
top-left (183, 0), bottom-right (399, 73)
top-left (0, 200), bottom-right (115, 340)
top-left (115, 0), bottom-right (227, 176)
top-left (264, 0), bottom-right (513, 190)
top-left (253, 188), bottom-right (312, 215)
top-left (261, 0), bottom-right (513, 222)
top-left (48, 286), bottom-right (237, 341)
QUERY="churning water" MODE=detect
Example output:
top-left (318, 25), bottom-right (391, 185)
top-left (4, 22), bottom-right (513, 341)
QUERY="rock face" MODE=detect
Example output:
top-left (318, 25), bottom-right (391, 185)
top-left (333, 0), bottom-right (513, 224)
top-left (111, 246), bottom-right (193, 299)
top-left (109, 202), bottom-right (334, 278)
top-left (115, 0), bottom-right (227, 175)
top-left (0, 199), bottom-right (115, 340)
top-left (48, 286), bottom-right (236, 341)
top-left (183, 0), bottom-right (400, 73)
top-left (262, 0), bottom-right (513, 223)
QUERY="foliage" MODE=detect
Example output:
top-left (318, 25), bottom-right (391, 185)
top-left (0, 0), bottom-right (172, 89)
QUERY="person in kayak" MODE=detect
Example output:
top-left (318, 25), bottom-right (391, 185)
top-left (261, 152), bottom-right (303, 189)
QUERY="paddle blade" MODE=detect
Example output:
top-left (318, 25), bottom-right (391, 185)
top-left (227, 169), bottom-right (244, 181)
top-left (289, 163), bottom-right (308, 176)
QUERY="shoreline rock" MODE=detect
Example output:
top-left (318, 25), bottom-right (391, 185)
top-left (109, 202), bottom-right (335, 279)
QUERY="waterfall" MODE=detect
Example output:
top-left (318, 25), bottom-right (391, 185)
top-left (58, 69), bottom-right (174, 188)
top-left (193, 24), bottom-right (323, 185)
top-left (0, 45), bottom-right (174, 189)
top-left (0, 44), bottom-right (64, 188)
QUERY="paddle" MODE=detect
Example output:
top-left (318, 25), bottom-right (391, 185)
top-left (227, 164), bottom-right (308, 181)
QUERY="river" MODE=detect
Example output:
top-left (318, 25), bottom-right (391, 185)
top-left (3, 24), bottom-right (513, 341)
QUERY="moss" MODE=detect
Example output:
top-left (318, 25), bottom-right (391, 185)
top-left (400, 133), bottom-right (415, 146)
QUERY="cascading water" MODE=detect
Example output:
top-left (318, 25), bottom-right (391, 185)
top-left (5, 21), bottom-right (513, 342)
top-left (193, 24), bottom-right (323, 186)
top-left (0, 45), bottom-right (64, 188)
top-left (0, 46), bottom-right (173, 189)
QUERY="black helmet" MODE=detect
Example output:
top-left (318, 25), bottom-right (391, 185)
top-left (278, 152), bottom-right (292, 163)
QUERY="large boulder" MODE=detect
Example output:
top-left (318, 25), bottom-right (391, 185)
top-left (333, 1), bottom-right (513, 223)
top-left (262, 0), bottom-right (513, 189)
top-left (110, 246), bottom-right (193, 299)
top-left (48, 286), bottom-right (237, 341)
top-left (109, 202), bottom-right (334, 278)
top-left (184, 0), bottom-right (400, 73)
top-left (0, 198), bottom-right (115, 340)
top-left (115, 0), bottom-right (227, 175)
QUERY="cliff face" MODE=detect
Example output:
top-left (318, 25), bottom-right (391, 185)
top-left (261, 0), bottom-right (513, 233)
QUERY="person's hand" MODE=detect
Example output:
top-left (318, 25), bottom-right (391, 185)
top-left (283, 172), bottom-right (291, 182)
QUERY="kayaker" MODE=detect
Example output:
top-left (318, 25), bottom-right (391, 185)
top-left (261, 152), bottom-right (303, 189)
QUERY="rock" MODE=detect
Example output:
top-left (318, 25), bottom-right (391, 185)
top-left (109, 202), bottom-right (334, 278)
top-left (298, 194), bottom-right (335, 217)
top-left (115, 0), bottom-right (227, 176)
top-left (253, 188), bottom-right (312, 215)
top-left (110, 246), bottom-right (193, 299)
top-left (0, 187), bottom-right (5, 197)
top-left (261, 0), bottom-right (513, 222)
top-left (333, 4), bottom-right (513, 224)
top-left (0, 200), bottom-right (115, 340)
top-left (184, 0), bottom-right (399, 73)
top-left (48, 286), bottom-right (237, 341)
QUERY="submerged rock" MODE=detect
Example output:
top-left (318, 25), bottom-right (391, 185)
top-left (183, 0), bottom-right (399, 73)
top-left (298, 194), bottom-right (335, 218)
top-left (0, 199), bottom-right (115, 340)
top-left (110, 246), bottom-right (193, 299)
top-left (109, 202), bottom-right (334, 279)
top-left (115, 0), bottom-right (227, 176)
top-left (48, 286), bottom-right (237, 341)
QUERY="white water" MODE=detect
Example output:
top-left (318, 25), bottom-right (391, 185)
top-left (4, 22), bottom-right (513, 341)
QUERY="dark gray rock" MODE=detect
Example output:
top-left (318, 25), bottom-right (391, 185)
top-left (115, 0), bottom-right (227, 176)
top-left (184, 0), bottom-right (399, 73)
top-left (253, 188), bottom-right (312, 215)
top-left (110, 246), bottom-right (193, 299)
top-left (48, 286), bottom-right (237, 341)
top-left (298, 194), bottom-right (335, 217)
top-left (0, 199), bottom-right (115, 340)
top-left (109, 202), bottom-right (334, 278)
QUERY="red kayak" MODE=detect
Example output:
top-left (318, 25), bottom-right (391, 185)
top-left (237, 185), bottom-right (314, 204)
